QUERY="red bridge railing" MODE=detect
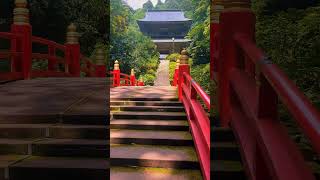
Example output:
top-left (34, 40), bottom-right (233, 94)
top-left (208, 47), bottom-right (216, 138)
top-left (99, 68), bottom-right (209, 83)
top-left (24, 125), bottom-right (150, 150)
top-left (109, 60), bottom-right (144, 87)
top-left (0, 0), bottom-right (106, 81)
top-left (174, 49), bottom-right (210, 180)
top-left (211, 2), bottom-right (320, 180)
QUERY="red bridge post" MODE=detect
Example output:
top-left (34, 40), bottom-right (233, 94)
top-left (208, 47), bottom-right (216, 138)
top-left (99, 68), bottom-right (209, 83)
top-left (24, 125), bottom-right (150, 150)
top-left (94, 48), bottom-right (106, 77)
top-left (113, 60), bottom-right (120, 87)
top-left (178, 49), bottom-right (190, 101)
top-left (11, 0), bottom-right (32, 79)
top-left (65, 23), bottom-right (80, 77)
top-left (218, 0), bottom-right (255, 127)
top-left (130, 69), bottom-right (136, 86)
top-left (173, 58), bottom-right (180, 86)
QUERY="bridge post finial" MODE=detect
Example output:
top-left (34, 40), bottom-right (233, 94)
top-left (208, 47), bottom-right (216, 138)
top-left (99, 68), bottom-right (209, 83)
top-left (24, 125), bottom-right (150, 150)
top-left (66, 23), bottom-right (79, 44)
top-left (180, 49), bottom-right (189, 65)
top-left (94, 48), bottom-right (106, 77)
top-left (95, 48), bottom-right (105, 65)
top-left (131, 69), bottom-right (135, 76)
top-left (114, 60), bottom-right (119, 70)
top-left (13, 0), bottom-right (30, 25)
top-left (130, 69), bottom-right (136, 86)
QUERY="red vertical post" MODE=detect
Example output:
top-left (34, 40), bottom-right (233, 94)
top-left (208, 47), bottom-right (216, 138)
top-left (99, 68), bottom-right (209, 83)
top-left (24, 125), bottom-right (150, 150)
top-left (113, 60), bottom-right (120, 87)
top-left (94, 48), bottom-right (106, 77)
top-left (48, 45), bottom-right (56, 71)
top-left (11, 0), bottom-right (32, 79)
top-left (173, 59), bottom-right (180, 86)
top-left (130, 69), bottom-right (136, 86)
top-left (65, 23), bottom-right (80, 77)
top-left (218, 1), bottom-right (255, 127)
top-left (210, 0), bottom-right (223, 81)
top-left (178, 49), bottom-right (190, 101)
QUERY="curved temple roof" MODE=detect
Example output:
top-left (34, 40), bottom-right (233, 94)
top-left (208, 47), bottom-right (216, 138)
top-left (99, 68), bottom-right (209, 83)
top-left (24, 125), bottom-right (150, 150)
top-left (138, 10), bottom-right (191, 22)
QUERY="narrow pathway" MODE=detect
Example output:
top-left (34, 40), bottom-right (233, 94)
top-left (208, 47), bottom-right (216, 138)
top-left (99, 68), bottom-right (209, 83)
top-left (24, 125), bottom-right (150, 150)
top-left (154, 60), bottom-right (170, 86)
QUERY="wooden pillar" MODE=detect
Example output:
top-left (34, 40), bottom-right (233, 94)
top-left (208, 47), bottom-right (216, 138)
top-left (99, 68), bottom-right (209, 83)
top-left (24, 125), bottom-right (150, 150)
top-left (178, 49), bottom-right (190, 101)
top-left (95, 48), bottom-right (106, 77)
top-left (218, 0), bottom-right (254, 127)
top-left (113, 60), bottom-right (120, 87)
top-left (11, 0), bottom-right (32, 79)
top-left (65, 23), bottom-right (80, 77)
top-left (130, 69), bottom-right (136, 86)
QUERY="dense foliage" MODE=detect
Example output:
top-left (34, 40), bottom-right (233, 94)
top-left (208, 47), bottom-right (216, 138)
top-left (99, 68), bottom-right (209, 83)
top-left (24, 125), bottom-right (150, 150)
top-left (252, 0), bottom-right (320, 108)
top-left (110, 0), bottom-right (159, 85)
top-left (0, 0), bottom-right (108, 56)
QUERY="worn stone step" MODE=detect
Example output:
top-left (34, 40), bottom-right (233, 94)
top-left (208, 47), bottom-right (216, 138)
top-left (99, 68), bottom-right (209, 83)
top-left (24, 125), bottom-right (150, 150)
top-left (9, 156), bottom-right (109, 180)
top-left (110, 97), bottom-right (179, 102)
top-left (0, 124), bottom-right (52, 139)
top-left (112, 112), bottom-right (187, 120)
top-left (0, 155), bottom-right (30, 180)
top-left (111, 145), bottom-right (199, 169)
top-left (110, 119), bottom-right (189, 131)
top-left (211, 142), bottom-right (241, 161)
top-left (111, 106), bottom-right (185, 112)
top-left (111, 101), bottom-right (183, 107)
top-left (110, 130), bottom-right (193, 146)
top-left (61, 115), bottom-right (108, 125)
top-left (0, 139), bottom-right (37, 155)
top-left (110, 167), bottom-right (202, 180)
top-left (211, 160), bottom-right (246, 180)
top-left (211, 127), bottom-right (235, 142)
top-left (32, 139), bottom-right (109, 158)
top-left (49, 125), bottom-right (108, 139)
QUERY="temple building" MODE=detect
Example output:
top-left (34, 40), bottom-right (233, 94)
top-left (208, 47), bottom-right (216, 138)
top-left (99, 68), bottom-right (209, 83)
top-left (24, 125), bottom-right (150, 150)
top-left (137, 10), bottom-right (192, 58)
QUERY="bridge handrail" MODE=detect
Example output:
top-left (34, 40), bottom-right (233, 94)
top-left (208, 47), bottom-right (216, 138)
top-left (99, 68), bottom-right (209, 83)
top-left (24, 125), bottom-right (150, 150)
top-left (0, 32), bottom-right (22, 39)
top-left (177, 59), bottom-right (210, 180)
top-left (31, 36), bottom-right (66, 52)
top-left (235, 33), bottom-right (320, 154)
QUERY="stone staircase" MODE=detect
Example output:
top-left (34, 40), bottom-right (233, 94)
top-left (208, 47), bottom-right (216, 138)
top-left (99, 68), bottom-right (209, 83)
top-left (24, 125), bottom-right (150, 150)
top-left (0, 78), bottom-right (108, 180)
top-left (211, 127), bottom-right (247, 180)
top-left (110, 86), bottom-right (202, 179)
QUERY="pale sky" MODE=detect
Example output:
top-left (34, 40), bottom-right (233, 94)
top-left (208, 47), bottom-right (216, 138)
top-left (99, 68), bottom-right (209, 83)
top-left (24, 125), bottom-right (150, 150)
top-left (124, 0), bottom-right (166, 10)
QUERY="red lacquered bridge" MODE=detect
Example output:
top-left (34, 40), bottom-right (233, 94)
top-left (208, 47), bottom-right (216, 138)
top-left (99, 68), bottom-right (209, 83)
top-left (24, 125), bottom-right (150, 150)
top-left (0, 0), bottom-right (320, 180)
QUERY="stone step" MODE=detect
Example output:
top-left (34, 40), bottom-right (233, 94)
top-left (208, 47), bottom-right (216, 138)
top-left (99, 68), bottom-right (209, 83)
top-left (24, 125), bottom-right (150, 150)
top-left (111, 97), bottom-right (179, 102)
top-left (49, 125), bottom-right (108, 139)
top-left (0, 124), bottom-right (51, 139)
top-left (0, 155), bottom-right (30, 180)
top-left (110, 130), bottom-right (193, 146)
top-left (9, 156), bottom-right (108, 180)
top-left (112, 112), bottom-right (186, 120)
top-left (111, 145), bottom-right (199, 169)
top-left (0, 139), bottom-right (36, 155)
top-left (211, 142), bottom-right (241, 161)
top-left (110, 101), bottom-right (183, 107)
top-left (211, 160), bottom-right (246, 180)
top-left (61, 115), bottom-right (108, 125)
top-left (111, 106), bottom-right (185, 112)
top-left (110, 167), bottom-right (202, 180)
top-left (211, 127), bottom-right (235, 142)
top-left (32, 139), bottom-right (109, 158)
top-left (110, 119), bottom-right (189, 131)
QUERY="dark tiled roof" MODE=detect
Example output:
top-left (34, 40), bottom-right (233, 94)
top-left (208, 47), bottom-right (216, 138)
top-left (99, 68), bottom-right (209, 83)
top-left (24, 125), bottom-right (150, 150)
top-left (138, 10), bottom-right (191, 22)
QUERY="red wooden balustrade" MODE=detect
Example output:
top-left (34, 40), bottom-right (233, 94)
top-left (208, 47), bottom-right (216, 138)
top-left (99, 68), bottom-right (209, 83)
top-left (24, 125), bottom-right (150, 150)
top-left (0, 3), bottom-right (106, 81)
top-left (211, 8), bottom-right (320, 180)
top-left (109, 61), bottom-right (144, 87)
top-left (176, 50), bottom-right (210, 180)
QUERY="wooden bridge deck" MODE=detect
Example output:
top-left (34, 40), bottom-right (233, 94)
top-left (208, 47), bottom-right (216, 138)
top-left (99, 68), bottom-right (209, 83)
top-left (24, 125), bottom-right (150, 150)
top-left (0, 78), bottom-right (109, 180)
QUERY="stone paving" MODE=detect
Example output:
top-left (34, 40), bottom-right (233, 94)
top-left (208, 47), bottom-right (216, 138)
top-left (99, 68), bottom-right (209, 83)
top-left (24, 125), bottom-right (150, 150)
top-left (154, 60), bottom-right (170, 86)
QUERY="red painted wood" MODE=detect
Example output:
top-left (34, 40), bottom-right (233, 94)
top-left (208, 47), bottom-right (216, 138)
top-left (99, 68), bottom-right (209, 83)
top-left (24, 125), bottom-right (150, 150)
top-left (66, 44), bottom-right (80, 77)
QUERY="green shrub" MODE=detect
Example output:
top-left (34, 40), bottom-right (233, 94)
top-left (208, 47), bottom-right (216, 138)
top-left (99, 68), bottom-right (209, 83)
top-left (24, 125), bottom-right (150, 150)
top-left (141, 74), bottom-right (156, 86)
top-left (190, 63), bottom-right (210, 93)
top-left (166, 53), bottom-right (180, 62)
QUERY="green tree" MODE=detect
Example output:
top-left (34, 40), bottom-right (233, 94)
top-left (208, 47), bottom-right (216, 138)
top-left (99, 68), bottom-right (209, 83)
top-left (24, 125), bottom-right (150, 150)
top-left (143, 0), bottom-right (154, 10)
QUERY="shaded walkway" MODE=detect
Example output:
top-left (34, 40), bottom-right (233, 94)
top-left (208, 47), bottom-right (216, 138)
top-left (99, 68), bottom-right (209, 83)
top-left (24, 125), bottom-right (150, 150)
top-left (154, 60), bottom-right (170, 86)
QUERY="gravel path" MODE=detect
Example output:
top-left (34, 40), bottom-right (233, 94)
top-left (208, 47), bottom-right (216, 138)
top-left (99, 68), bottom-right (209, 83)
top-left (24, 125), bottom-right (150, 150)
top-left (154, 60), bottom-right (170, 86)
